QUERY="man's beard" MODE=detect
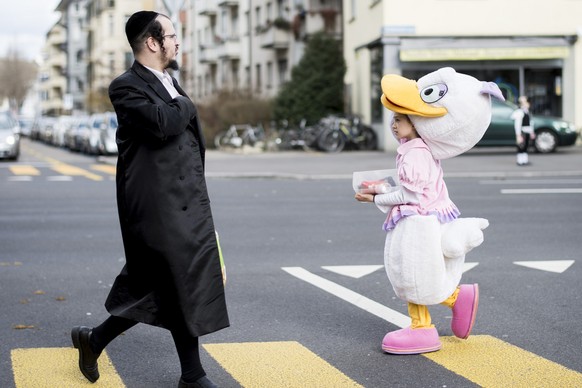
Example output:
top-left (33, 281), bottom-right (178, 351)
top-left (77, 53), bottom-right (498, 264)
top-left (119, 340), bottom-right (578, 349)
top-left (166, 59), bottom-right (179, 71)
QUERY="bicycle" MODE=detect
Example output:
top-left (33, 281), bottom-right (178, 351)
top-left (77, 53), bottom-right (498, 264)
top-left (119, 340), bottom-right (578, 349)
top-left (214, 124), bottom-right (266, 150)
top-left (317, 115), bottom-right (378, 152)
top-left (273, 119), bottom-right (323, 151)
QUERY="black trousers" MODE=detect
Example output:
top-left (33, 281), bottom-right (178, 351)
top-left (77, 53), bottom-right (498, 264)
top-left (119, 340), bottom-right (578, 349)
top-left (517, 132), bottom-right (533, 153)
top-left (90, 315), bottom-right (205, 383)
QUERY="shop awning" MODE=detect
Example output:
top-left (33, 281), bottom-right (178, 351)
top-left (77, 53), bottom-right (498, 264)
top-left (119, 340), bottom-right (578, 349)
top-left (399, 37), bottom-right (572, 61)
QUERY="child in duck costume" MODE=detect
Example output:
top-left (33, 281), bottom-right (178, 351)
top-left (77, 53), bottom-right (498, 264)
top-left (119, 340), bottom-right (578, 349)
top-left (355, 67), bottom-right (504, 354)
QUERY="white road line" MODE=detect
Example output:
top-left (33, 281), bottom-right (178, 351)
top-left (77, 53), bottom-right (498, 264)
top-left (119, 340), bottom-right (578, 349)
top-left (282, 267), bottom-right (411, 328)
top-left (46, 176), bottom-right (73, 181)
top-left (501, 188), bottom-right (582, 194)
top-left (480, 179), bottom-right (582, 185)
top-left (7, 176), bottom-right (33, 181)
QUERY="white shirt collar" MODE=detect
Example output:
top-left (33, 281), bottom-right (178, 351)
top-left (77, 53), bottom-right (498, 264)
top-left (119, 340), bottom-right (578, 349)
top-left (143, 65), bottom-right (180, 98)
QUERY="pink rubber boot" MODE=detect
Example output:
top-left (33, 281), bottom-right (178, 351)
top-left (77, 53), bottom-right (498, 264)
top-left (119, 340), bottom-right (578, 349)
top-left (382, 327), bottom-right (441, 355)
top-left (451, 284), bottom-right (479, 339)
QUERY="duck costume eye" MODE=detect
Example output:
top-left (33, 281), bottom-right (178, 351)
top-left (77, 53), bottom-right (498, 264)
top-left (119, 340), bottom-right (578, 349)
top-left (421, 84), bottom-right (448, 104)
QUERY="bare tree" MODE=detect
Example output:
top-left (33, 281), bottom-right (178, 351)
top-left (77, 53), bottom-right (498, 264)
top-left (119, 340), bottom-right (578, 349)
top-left (0, 47), bottom-right (38, 111)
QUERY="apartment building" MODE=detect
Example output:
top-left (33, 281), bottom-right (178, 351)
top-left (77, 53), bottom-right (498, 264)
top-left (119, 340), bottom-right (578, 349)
top-left (56, 0), bottom-right (89, 114)
top-left (344, 0), bottom-right (582, 150)
top-left (183, 0), bottom-right (342, 102)
top-left (42, 0), bottom-right (341, 114)
top-left (85, 0), bottom-right (154, 113)
top-left (38, 21), bottom-right (67, 116)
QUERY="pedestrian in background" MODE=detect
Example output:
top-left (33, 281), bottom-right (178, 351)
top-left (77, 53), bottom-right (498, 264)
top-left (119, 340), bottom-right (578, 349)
top-left (511, 95), bottom-right (535, 166)
top-left (71, 10), bottom-right (229, 388)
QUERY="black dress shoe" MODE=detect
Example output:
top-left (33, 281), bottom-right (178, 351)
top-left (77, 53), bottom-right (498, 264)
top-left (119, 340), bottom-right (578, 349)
top-left (178, 376), bottom-right (217, 388)
top-left (71, 326), bottom-right (100, 383)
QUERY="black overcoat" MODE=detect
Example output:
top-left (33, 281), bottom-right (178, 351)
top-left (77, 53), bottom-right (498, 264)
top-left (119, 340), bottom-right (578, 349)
top-left (105, 61), bottom-right (229, 337)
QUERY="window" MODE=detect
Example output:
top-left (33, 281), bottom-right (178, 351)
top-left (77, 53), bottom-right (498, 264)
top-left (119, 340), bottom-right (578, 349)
top-left (266, 61), bottom-right (273, 89)
top-left (231, 8), bottom-right (239, 38)
top-left (266, 2), bottom-right (272, 22)
top-left (221, 9), bottom-right (227, 37)
top-left (255, 64), bottom-right (262, 92)
top-left (196, 76), bottom-right (201, 98)
top-left (277, 0), bottom-right (285, 18)
top-left (245, 66), bottom-right (251, 89)
top-left (277, 59), bottom-right (288, 85)
top-left (232, 61), bottom-right (239, 89)
top-left (245, 11), bottom-right (250, 35)
top-left (109, 52), bottom-right (115, 74)
top-left (255, 6), bottom-right (261, 32)
top-left (108, 14), bottom-right (114, 36)
top-left (370, 46), bottom-right (383, 123)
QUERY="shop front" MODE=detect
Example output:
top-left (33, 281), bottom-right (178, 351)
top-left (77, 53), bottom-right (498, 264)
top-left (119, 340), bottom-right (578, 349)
top-left (375, 35), bottom-right (577, 150)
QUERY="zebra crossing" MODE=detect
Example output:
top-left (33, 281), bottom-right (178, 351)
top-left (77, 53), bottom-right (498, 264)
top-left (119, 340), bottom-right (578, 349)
top-left (10, 341), bottom-right (362, 387)
top-left (9, 333), bottom-right (582, 387)
top-left (3, 163), bottom-right (116, 182)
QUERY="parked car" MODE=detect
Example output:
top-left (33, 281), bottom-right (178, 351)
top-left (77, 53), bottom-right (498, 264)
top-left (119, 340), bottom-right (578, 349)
top-left (51, 116), bottom-right (76, 147)
top-left (87, 112), bottom-right (118, 155)
top-left (65, 115), bottom-right (91, 152)
top-left (0, 111), bottom-right (21, 160)
top-left (476, 99), bottom-right (578, 153)
top-left (18, 116), bottom-right (35, 137)
top-left (30, 116), bottom-right (57, 143)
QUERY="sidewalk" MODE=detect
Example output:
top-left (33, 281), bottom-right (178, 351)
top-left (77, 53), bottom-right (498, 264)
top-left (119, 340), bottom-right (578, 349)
top-left (202, 145), bottom-right (582, 179)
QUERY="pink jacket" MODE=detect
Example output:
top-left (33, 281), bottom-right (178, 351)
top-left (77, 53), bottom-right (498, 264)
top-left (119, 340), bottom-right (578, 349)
top-left (383, 138), bottom-right (459, 230)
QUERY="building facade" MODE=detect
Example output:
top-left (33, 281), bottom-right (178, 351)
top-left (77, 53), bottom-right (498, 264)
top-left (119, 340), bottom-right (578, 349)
top-left (183, 0), bottom-right (342, 101)
top-left (56, 0), bottom-right (89, 114)
top-left (38, 21), bottom-right (67, 116)
top-left (85, 0), bottom-right (154, 113)
top-left (343, 0), bottom-right (582, 150)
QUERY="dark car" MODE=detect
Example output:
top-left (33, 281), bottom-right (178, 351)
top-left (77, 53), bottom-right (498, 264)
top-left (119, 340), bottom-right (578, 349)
top-left (476, 99), bottom-right (579, 153)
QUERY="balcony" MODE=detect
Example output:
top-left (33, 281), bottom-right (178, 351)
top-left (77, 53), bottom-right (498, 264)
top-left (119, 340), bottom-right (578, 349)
top-left (260, 27), bottom-right (290, 50)
top-left (305, 8), bottom-right (341, 38)
top-left (217, 0), bottom-right (238, 7)
top-left (216, 38), bottom-right (241, 60)
top-left (199, 44), bottom-right (218, 64)
top-left (198, 0), bottom-right (218, 16)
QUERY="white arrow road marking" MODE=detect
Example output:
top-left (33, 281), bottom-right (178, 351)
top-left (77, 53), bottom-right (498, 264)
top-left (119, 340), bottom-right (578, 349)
top-left (282, 267), bottom-right (411, 328)
top-left (514, 260), bottom-right (575, 273)
top-left (321, 265), bottom-right (384, 278)
top-left (463, 262), bottom-right (479, 273)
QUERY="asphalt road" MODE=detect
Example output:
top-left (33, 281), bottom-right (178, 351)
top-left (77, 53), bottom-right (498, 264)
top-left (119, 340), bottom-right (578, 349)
top-left (1, 138), bottom-right (581, 387)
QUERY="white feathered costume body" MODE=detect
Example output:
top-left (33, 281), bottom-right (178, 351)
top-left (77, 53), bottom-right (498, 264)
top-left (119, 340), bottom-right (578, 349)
top-left (379, 67), bottom-right (504, 305)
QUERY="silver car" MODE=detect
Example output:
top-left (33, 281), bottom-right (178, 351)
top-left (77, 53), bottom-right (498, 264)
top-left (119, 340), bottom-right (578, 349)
top-left (87, 112), bottom-right (118, 155)
top-left (0, 112), bottom-right (20, 160)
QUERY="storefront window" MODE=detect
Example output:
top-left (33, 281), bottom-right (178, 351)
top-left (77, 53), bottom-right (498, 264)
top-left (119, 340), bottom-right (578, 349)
top-left (370, 46), bottom-right (383, 123)
top-left (402, 66), bottom-right (563, 118)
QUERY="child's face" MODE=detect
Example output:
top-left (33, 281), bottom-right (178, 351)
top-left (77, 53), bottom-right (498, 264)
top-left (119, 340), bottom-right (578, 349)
top-left (391, 114), bottom-right (418, 141)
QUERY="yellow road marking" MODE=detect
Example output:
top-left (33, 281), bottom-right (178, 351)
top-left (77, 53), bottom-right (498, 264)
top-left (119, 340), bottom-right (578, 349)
top-left (91, 164), bottom-right (116, 175)
top-left (9, 165), bottom-right (41, 175)
top-left (11, 347), bottom-right (125, 387)
top-left (50, 164), bottom-right (103, 181)
top-left (424, 336), bottom-right (582, 387)
top-left (204, 341), bottom-right (362, 388)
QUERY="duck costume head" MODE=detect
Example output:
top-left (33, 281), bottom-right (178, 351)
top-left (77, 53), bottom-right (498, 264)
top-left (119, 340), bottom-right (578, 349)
top-left (381, 67), bottom-right (505, 159)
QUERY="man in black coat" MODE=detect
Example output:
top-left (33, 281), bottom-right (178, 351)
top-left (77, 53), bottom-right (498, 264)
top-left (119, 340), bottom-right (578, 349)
top-left (71, 11), bottom-right (229, 388)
